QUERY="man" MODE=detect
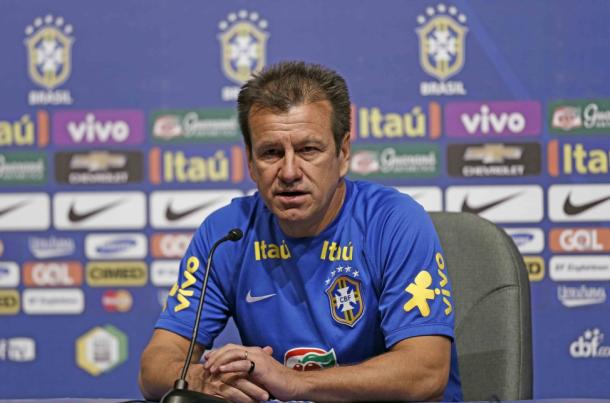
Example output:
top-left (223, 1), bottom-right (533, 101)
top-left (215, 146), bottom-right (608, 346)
top-left (139, 61), bottom-right (462, 402)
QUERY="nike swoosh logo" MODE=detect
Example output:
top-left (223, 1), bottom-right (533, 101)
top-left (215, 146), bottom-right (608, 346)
top-left (246, 290), bottom-right (276, 303)
top-left (563, 193), bottom-right (610, 216)
top-left (461, 192), bottom-right (521, 214)
top-left (165, 199), bottom-right (221, 221)
top-left (0, 200), bottom-right (29, 218)
top-left (68, 199), bottom-right (124, 222)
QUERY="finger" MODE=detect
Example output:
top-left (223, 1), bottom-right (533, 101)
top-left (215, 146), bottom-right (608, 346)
top-left (204, 345), bottom-right (239, 368)
top-left (218, 359), bottom-right (254, 374)
top-left (232, 376), bottom-right (270, 401)
top-left (263, 346), bottom-right (273, 355)
top-left (217, 384), bottom-right (259, 403)
top-left (204, 342), bottom-right (240, 360)
top-left (206, 347), bottom-right (252, 372)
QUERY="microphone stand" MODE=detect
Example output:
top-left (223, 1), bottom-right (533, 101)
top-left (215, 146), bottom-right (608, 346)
top-left (160, 229), bottom-right (243, 403)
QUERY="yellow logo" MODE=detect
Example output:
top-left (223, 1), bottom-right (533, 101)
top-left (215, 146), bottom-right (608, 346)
top-left (404, 252), bottom-right (452, 317)
top-left (24, 15), bottom-right (74, 90)
top-left (169, 256), bottom-right (201, 312)
top-left (416, 4), bottom-right (467, 82)
top-left (0, 290), bottom-right (20, 315)
top-left (326, 275), bottom-right (364, 327)
top-left (524, 256), bottom-right (545, 282)
top-left (254, 240), bottom-right (291, 260)
top-left (86, 262), bottom-right (147, 286)
top-left (320, 241), bottom-right (353, 261)
top-left (218, 10), bottom-right (269, 85)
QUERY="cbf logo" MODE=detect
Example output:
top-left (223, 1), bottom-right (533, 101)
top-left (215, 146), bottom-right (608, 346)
top-left (416, 4), bottom-right (467, 96)
top-left (325, 266), bottom-right (364, 327)
top-left (24, 15), bottom-right (74, 105)
top-left (218, 10), bottom-right (269, 101)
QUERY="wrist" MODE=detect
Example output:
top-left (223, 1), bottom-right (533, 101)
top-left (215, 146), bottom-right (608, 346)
top-left (288, 368), bottom-right (313, 401)
top-left (185, 363), bottom-right (207, 393)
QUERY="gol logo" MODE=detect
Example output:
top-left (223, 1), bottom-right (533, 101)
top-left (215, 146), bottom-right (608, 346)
top-left (102, 290), bottom-right (133, 313)
top-left (23, 261), bottom-right (83, 287)
top-left (151, 233), bottom-right (193, 258)
top-left (550, 228), bottom-right (610, 253)
top-left (0, 290), bottom-right (20, 315)
top-left (86, 262), bottom-right (147, 287)
top-left (524, 256), bottom-right (544, 282)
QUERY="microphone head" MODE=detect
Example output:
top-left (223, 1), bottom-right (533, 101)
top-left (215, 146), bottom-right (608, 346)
top-left (227, 228), bottom-right (243, 241)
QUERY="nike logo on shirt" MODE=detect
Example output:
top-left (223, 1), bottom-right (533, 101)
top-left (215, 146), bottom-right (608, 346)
top-left (246, 290), bottom-right (276, 303)
top-left (165, 199), bottom-right (220, 221)
top-left (563, 193), bottom-right (610, 216)
top-left (461, 192), bottom-right (521, 214)
top-left (68, 199), bottom-right (124, 222)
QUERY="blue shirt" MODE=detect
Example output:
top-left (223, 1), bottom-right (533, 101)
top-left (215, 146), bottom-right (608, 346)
top-left (156, 179), bottom-right (462, 401)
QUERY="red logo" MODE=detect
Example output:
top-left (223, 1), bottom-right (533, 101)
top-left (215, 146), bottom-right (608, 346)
top-left (23, 261), bottom-right (83, 287)
top-left (102, 290), bottom-right (133, 312)
top-left (150, 233), bottom-right (193, 258)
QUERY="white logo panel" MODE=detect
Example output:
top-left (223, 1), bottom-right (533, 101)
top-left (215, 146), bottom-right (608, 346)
top-left (395, 186), bottom-right (442, 212)
top-left (151, 260), bottom-right (180, 287)
top-left (22, 288), bottom-right (84, 315)
top-left (503, 228), bottom-right (545, 253)
top-left (445, 185), bottom-right (543, 223)
top-left (550, 256), bottom-right (610, 281)
top-left (0, 193), bottom-right (50, 231)
top-left (549, 184), bottom-right (610, 222)
top-left (150, 190), bottom-right (242, 229)
top-left (0, 337), bottom-right (36, 362)
top-left (85, 233), bottom-right (147, 259)
top-left (54, 192), bottom-right (146, 230)
top-left (0, 262), bottom-right (20, 287)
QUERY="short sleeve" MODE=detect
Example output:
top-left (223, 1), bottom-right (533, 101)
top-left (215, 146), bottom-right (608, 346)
top-left (371, 194), bottom-right (455, 348)
top-left (154, 216), bottom-right (233, 348)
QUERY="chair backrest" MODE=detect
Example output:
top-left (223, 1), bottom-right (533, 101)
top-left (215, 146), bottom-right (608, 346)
top-left (429, 212), bottom-right (533, 401)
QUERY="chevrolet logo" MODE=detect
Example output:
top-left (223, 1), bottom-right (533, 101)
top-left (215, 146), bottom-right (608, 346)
top-left (70, 152), bottom-right (127, 172)
top-left (463, 144), bottom-right (523, 164)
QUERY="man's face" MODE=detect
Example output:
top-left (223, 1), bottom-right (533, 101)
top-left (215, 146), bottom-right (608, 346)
top-left (247, 100), bottom-right (350, 237)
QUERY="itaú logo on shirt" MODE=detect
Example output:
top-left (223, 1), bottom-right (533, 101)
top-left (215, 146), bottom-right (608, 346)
top-left (320, 241), bottom-right (353, 261)
top-left (253, 240), bottom-right (291, 260)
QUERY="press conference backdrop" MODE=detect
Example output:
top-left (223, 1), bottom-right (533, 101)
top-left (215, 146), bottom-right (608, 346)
top-left (1, 0), bottom-right (609, 398)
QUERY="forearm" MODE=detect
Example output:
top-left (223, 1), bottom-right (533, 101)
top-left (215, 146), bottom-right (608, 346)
top-left (138, 343), bottom-right (192, 400)
top-left (293, 341), bottom-right (448, 402)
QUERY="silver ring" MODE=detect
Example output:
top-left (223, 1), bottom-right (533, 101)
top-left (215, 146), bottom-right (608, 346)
top-left (243, 350), bottom-right (248, 360)
top-left (248, 360), bottom-right (256, 375)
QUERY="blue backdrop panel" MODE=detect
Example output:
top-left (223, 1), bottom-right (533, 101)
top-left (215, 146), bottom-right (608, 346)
top-left (0, 0), bottom-right (609, 399)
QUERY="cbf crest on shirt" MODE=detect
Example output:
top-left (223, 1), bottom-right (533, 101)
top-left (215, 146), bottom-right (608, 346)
top-left (325, 268), bottom-right (364, 327)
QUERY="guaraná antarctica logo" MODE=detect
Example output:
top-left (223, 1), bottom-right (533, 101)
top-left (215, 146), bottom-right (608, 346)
top-left (76, 324), bottom-right (128, 376)
top-left (24, 15), bottom-right (74, 105)
top-left (416, 4), bottom-right (467, 96)
top-left (218, 10), bottom-right (269, 101)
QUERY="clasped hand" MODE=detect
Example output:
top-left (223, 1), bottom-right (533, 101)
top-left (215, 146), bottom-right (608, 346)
top-left (204, 343), bottom-right (299, 402)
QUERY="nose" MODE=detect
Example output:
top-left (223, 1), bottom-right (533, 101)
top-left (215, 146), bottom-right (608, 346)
top-left (278, 151), bottom-right (302, 184)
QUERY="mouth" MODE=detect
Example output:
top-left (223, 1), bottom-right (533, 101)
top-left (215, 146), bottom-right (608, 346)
top-left (275, 190), bottom-right (309, 203)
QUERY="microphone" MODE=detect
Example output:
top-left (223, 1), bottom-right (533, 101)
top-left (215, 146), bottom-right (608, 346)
top-left (160, 228), bottom-right (244, 403)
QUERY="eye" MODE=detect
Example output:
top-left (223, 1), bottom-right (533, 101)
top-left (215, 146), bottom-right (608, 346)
top-left (259, 148), bottom-right (282, 160)
top-left (299, 146), bottom-right (320, 156)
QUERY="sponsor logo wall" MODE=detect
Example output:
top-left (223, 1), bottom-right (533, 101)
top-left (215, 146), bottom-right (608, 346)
top-left (0, 1), bottom-right (608, 399)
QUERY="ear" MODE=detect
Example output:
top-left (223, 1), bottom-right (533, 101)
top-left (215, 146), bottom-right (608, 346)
top-left (338, 133), bottom-right (351, 178)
